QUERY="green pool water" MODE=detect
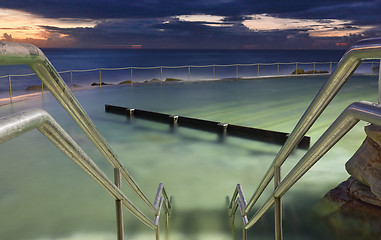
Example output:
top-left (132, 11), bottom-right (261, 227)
top-left (0, 75), bottom-right (378, 240)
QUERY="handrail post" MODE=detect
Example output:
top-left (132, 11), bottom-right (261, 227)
top-left (160, 67), bottom-right (163, 84)
top-left (277, 63), bottom-right (279, 76)
top-left (329, 62), bottom-right (332, 73)
top-left (99, 68), bottom-right (102, 88)
top-left (114, 168), bottom-right (125, 240)
top-left (236, 64), bottom-right (239, 80)
top-left (156, 226), bottom-right (160, 240)
top-left (130, 67), bottom-right (133, 86)
top-left (379, 60), bottom-right (381, 104)
top-left (274, 166), bottom-right (283, 240)
top-left (257, 64), bottom-right (260, 77)
top-left (188, 66), bottom-right (191, 81)
top-left (8, 75), bottom-right (12, 103)
top-left (70, 70), bottom-right (73, 90)
top-left (295, 62), bottom-right (298, 75)
top-left (213, 64), bottom-right (215, 80)
top-left (243, 226), bottom-right (247, 240)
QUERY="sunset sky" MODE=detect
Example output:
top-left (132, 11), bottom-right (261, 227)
top-left (0, 0), bottom-right (380, 49)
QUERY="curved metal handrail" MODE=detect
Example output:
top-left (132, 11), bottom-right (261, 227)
top-left (246, 37), bottom-right (381, 212)
top-left (0, 41), bottom-right (157, 213)
top-left (0, 109), bottom-right (156, 228)
top-left (229, 37), bottom-right (381, 239)
top-left (0, 108), bottom-right (172, 239)
top-left (245, 101), bottom-right (381, 228)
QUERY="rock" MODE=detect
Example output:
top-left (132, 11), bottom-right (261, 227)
top-left (319, 124), bottom-right (381, 238)
top-left (324, 177), bottom-right (381, 214)
top-left (292, 69), bottom-right (328, 74)
top-left (349, 177), bottom-right (381, 207)
top-left (144, 78), bottom-right (161, 83)
top-left (319, 177), bottom-right (381, 239)
top-left (25, 85), bottom-right (42, 91)
top-left (165, 78), bottom-right (183, 82)
top-left (306, 70), bottom-right (329, 74)
top-left (119, 80), bottom-right (132, 84)
top-left (91, 82), bottom-right (112, 86)
top-left (292, 68), bottom-right (305, 74)
top-left (345, 124), bottom-right (381, 200)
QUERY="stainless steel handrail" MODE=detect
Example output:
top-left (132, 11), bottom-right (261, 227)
top-left (0, 41), bottom-right (156, 213)
top-left (229, 37), bottom-right (381, 240)
top-left (248, 101), bottom-right (381, 226)
top-left (230, 101), bottom-right (381, 238)
top-left (0, 109), bottom-right (171, 238)
top-left (0, 109), bottom-right (156, 228)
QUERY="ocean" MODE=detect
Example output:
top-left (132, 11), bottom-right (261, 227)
top-left (0, 49), bottom-right (350, 98)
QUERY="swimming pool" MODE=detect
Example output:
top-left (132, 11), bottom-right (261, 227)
top-left (0, 74), bottom-right (378, 240)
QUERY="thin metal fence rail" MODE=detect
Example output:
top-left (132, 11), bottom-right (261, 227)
top-left (1, 59), bottom-right (379, 103)
top-left (2, 60), bottom-right (380, 80)
top-left (228, 38), bottom-right (381, 240)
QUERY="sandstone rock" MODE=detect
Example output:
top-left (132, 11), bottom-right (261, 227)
top-left (292, 68), bottom-right (305, 74)
top-left (165, 77), bottom-right (183, 82)
top-left (319, 124), bottom-right (381, 238)
top-left (348, 177), bottom-right (381, 207)
top-left (25, 85), bottom-right (42, 91)
top-left (119, 80), bottom-right (132, 84)
top-left (91, 82), bottom-right (112, 86)
top-left (345, 124), bottom-right (381, 200)
top-left (324, 177), bottom-right (381, 214)
top-left (319, 177), bottom-right (381, 239)
top-left (143, 78), bottom-right (161, 83)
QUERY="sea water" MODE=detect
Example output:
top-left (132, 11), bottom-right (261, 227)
top-left (0, 49), bottom-right (350, 98)
top-left (0, 49), bottom-right (379, 240)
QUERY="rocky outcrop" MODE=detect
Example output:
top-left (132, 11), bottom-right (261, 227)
top-left (25, 85), bottom-right (42, 91)
top-left (91, 82), bottom-right (112, 86)
top-left (144, 78), bottom-right (161, 83)
top-left (345, 124), bottom-right (381, 202)
top-left (165, 77), bottom-right (183, 82)
top-left (319, 177), bottom-right (381, 239)
top-left (319, 124), bottom-right (381, 238)
top-left (291, 68), bottom-right (329, 74)
top-left (119, 80), bottom-right (133, 84)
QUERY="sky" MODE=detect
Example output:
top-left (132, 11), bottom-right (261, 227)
top-left (0, 0), bottom-right (380, 49)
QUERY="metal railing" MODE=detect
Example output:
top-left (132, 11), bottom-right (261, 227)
top-left (228, 38), bottom-right (381, 240)
top-left (0, 41), bottom-right (172, 240)
top-left (0, 109), bottom-right (171, 237)
top-left (1, 57), bottom-right (380, 104)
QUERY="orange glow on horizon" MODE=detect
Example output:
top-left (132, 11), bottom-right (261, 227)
top-left (0, 8), bottom-right (96, 47)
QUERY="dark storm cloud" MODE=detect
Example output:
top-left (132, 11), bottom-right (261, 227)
top-left (0, 0), bottom-right (375, 20)
top-left (39, 19), bottom-right (324, 49)
top-left (1, 0), bottom-right (380, 48)
top-left (280, 1), bottom-right (381, 25)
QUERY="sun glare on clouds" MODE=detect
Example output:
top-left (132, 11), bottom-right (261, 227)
top-left (243, 14), bottom-right (373, 37)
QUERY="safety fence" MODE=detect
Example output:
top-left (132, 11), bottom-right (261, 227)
top-left (0, 60), bottom-right (379, 103)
